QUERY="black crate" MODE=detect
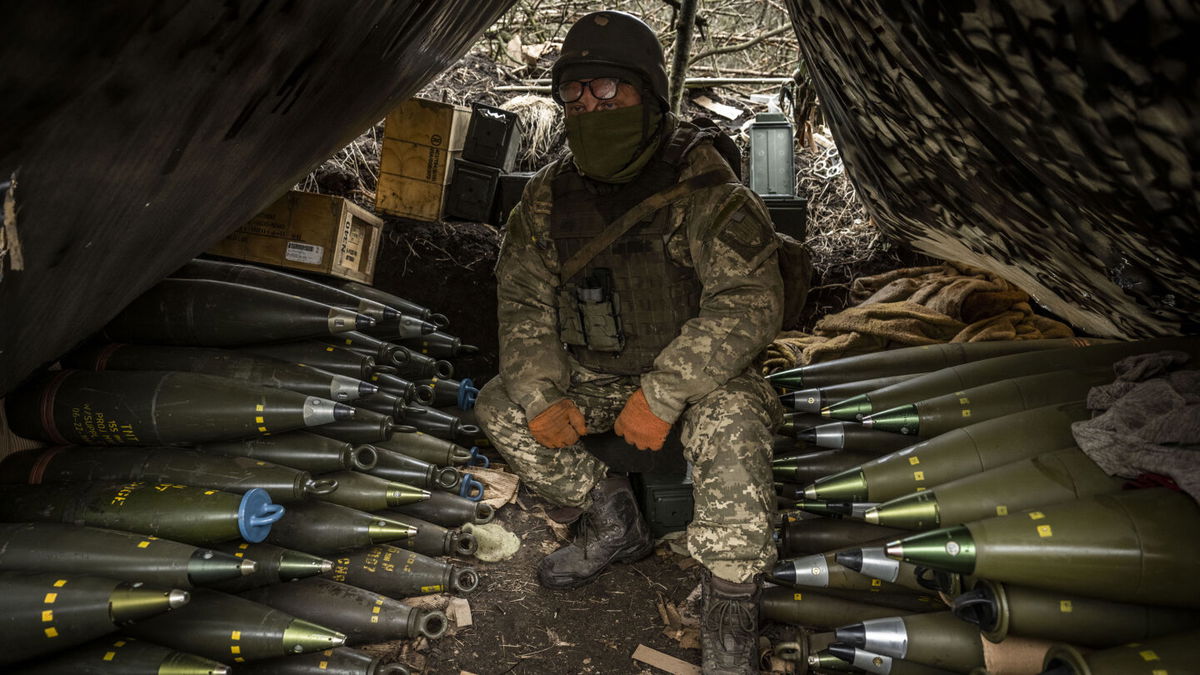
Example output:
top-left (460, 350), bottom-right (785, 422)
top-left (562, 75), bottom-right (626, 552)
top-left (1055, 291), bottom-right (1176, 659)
top-left (444, 158), bottom-right (501, 223)
top-left (462, 102), bottom-right (522, 171)
top-left (763, 195), bottom-right (808, 241)
top-left (633, 472), bottom-right (694, 538)
top-left (493, 171), bottom-right (535, 226)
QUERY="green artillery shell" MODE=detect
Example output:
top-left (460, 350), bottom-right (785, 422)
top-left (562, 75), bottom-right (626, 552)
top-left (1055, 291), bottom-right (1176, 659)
top-left (385, 513), bottom-right (478, 557)
top-left (66, 343), bottom-right (375, 403)
top-left (774, 412), bottom-right (829, 437)
top-left (0, 482), bottom-right (283, 544)
top-left (242, 342), bottom-right (379, 381)
top-left (1041, 628), bottom-right (1200, 675)
top-left (766, 338), bottom-right (1107, 390)
top-left (782, 374), bottom-right (915, 413)
top-left (952, 578), bottom-right (1200, 649)
top-left (862, 366), bottom-right (1112, 437)
top-left (338, 280), bottom-right (447, 328)
top-left (760, 586), bottom-right (918, 629)
top-left (318, 333), bottom-right (411, 372)
top-left (236, 646), bottom-right (410, 674)
top-left (0, 523), bottom-right (253, 588)
top-left (208, 541), bottom-right (333, 593)
top-left (125, 589), bottom-right (345, 662)
top-left (774, 451), bottom-right (883, 485)
top-left (835, 548), bottom-right (942, 595)
top-left (791, 500), bottom-right (878, 519)
top-left (796, 423), bottom-right (916, 453)
top-left (365, 372), bottom-right (428, 404)
top-left (815, 588), bottom-right (944, 614)
top-left (355, 389), bottom-right (412, 419)
top-left (395, 403), bottom-right (481, 442)
top-left (17, 636), bottom-right (230, 675)
top-left (886, 488), bottom-right (1200, 608)
top-left (266, 501), bottom-right (416, 555)
top-left (241, 577), bottom-right (448, 644)
top-left (198, 431), bottom-right (377, 474)
top-left (325, 544), bottom-right (479, 597)
top-left (809, 402), bottom-right (1090, 502)
top-left (778, 518), bottom-right (906, 558)
top-left (373, 433), bottom-right (474, 466)
top-left (412, 376), bottom-right (478, 410)
top-left (313, 409), bottom-right (402, 444)
top-left (103, 278), bottom-right (373, 345)
top-left (369, 446), bottom-right (462, 491)
top-left (825, 646), bottom-right (961, 675)
top-left (0, 573), bottom-right (189, 665)
top-left (5, 370), bottom-right (351, 446)
top-left (773, 551), bottom-right (928, 596)
top-left (834, 613), bottom-right (984, 672)
top-left (173, 259), bottom-right (434, 339)
top-left (388, 488), bottom-right (495, 528)
top-left (398, 330), bottom-right (479, 358)
top-left (827, 336), bottom-right (1200, 421)
top-left (866, 448), bottom-right (1122, 530)
top-left (314, 470), bottom-right (430, 511)
top-left (0, 446), bottom-right (338, 503)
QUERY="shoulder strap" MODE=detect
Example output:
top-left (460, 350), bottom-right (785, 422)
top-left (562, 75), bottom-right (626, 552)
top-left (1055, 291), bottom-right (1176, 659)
top-left (559, 168), bottom-right (730, 282)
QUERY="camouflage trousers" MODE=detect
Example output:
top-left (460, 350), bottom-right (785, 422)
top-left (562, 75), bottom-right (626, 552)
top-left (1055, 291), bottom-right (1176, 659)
top-left (476, 363), bottom-right (784, 583)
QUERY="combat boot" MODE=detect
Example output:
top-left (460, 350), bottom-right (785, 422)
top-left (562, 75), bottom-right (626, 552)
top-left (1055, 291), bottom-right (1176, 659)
top-left (701, 570), bottom-right (761, 674)
top-left (537, 475), bottom-right (652, 589)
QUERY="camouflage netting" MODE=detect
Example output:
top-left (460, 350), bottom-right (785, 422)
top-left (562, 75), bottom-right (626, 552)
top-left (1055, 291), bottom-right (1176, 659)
top-left (785, 0), bottom-right (1199, 339)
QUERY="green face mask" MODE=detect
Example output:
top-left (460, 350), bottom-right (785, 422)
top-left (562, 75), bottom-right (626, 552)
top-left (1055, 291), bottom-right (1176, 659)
top-left (565, 104), bottom-right (663, 183)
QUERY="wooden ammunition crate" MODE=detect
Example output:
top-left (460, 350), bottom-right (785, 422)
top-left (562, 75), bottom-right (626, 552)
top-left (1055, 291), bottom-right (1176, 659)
top-left (209, 190), bottom-right (383, 283)
top-left (375, 97), bottom-right (471, 222)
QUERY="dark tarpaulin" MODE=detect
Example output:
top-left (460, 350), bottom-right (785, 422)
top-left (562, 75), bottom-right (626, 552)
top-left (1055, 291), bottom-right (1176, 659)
top-left (0, 0), bottom-right (515, 397)
top-left (785, 1), bottom-right (1199, 339)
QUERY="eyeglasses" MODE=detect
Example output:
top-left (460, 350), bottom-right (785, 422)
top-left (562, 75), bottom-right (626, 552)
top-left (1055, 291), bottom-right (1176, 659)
top-left (555, 77), bottom-right (622, 104)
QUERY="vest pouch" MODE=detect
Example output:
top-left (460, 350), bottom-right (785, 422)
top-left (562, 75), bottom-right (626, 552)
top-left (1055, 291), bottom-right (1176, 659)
top-left (577, 268), bottom-right (625, 353)
top-left (558, 284), bottom-right (587, 347)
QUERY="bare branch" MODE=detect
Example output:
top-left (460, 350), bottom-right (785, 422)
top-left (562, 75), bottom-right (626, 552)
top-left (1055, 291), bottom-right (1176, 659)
top-left (688, 23), bottom-right (792, 65)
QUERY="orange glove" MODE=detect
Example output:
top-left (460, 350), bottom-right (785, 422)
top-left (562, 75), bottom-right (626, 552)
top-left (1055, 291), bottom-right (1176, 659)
top-left (614, 389), bottom-right (671, 451)
top-left (528, 399), bottom-right (588, 448)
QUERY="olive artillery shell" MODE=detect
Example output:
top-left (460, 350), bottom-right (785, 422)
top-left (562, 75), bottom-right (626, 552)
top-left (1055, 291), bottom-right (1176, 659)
top-left (242, 342), bottom-right (378, 381)
top-left (791, 500), bottom-right (878, 519)
top-left (1, 446), bottom-right (336, 503)
top-left (0, 482), bottom-right (283, 544)
top-left (338, 280), bottom-right (446, 328)
top-left (834, 548), bottom-right (938, 594)
top-left (237, 646), bottom-right (410, 674)
top-left (1040, 628), bottom-right (1200, 675)
top-left (766, 339), bottom-right (1106, 390)
top-left (775, 412), bottom-right (829, 438)
top-left (366, 371), bottom-right (429, 404)
top-left (399, 403), bottom-right (482, 444)
top-left (65, 343), bottom-right (375, 403)
top-left (199, 431), bottom-right (377, 474)
top-left (866, 448), bottom-right (1122, 530)
top-left (209, 541), bottom-right (333, 593)
top-left (774, 451), bottom-right (883, 485)
top-left (173, 258), bottom-right (416, 333)
top-left (826, 336), bottom-right (1200, 422)
top-left (369, 446), bottom-right (462, 492)
top-left (886, 488), bottom-right (1200, 608)
top-left (313, 408), bottom-right (400, 444)
top-left (953, 578), bottom-right (1200, 649)
top-left (399, 330), bottom-right (479, 358)
top-left (314, 470), bottom-right (430, 511)
top-left (782, 374), bottom-right (915, 413)
top-left (388, 488), bottom-right (495, 528)
top-left (0, 573), bottom-right (188, 665)
top-left (17, 636), bottom-right (231, 675)
top-left (355, 389), bottom-right (414, 419)
top-left (773, 551), bottom-right (928, 596)
top-left (319, 333), bottom-right (419, 372)
top-left (326, 544), bottom-right (479, 597)
top-left (825, 646), bottom-right (961, 675)
top-left (0, 523), bottom-right (251, 588)
top-left (413, 377), bottom-right (479, 411)
top-left (809, 402), bottom-right (1090, 502)
top-left (797, 423), bottom-right (916, 453)
top-left (125, 589), bottom-right (346, 662)
top-left (862, 366), bottom-right (1112, 437)
top-left (266, 500), bottom-right (416, 555)
top-left (778, 518), bottom-right (905, 557)
top-left (373, 433), bottom-right (475, 466)
top-left (5, 370), bottom-right (350, 446)
top-left (760, 587), bottom-right (918, 629)
top-left (241, 577), bottom-right (448, 644)
top-left (385, 513), bottom-right (478, 557)
top-left (102, 278), bottom-right (372, 345)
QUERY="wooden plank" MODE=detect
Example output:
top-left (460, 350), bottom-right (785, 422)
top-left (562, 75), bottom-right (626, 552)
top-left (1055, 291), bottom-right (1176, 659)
top-left (631, 644), bottom-right (701, 675)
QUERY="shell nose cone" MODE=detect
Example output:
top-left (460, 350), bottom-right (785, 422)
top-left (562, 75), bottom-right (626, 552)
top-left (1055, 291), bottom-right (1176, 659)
top-left (827, 644), bottom-right (856, 662)
top-left (833, 624), bottom-right (867, 647)
top-left (168, 589), bottom-right (191, 609)
top-left (283, 618), bottom-right (348, 654)
top-left (355, 313), bottom-right (377, 331)
top-left (359, 381), bottom-right (380, 396)
top-left (333, 402), bottom-right (357, 421)
top-left (835, 549), bottom-right (864, 572)
top-left (796, 427), bottom-right (818, 443)
top-left (382, 306), bottom-right (402, 321)
top-left (770, 560), bottom-right (796, 584)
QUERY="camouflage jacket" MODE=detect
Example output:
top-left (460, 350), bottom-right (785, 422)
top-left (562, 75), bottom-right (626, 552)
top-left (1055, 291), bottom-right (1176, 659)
top-left (495, 134), bottom-right (784, 424)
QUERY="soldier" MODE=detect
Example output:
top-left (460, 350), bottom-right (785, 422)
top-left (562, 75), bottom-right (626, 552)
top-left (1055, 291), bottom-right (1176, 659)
top-left (475, 10), bottom-right (784, 674)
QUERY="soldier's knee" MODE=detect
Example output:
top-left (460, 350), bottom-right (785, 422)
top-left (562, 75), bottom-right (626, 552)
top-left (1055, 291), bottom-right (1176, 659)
top-left (474, 377), bottom-right (517, 432)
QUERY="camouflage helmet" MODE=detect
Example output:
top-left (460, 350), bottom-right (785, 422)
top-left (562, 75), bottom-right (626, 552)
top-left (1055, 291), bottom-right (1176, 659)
top-left (552, 11), bottom-right (669, 110)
